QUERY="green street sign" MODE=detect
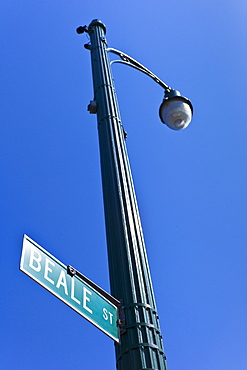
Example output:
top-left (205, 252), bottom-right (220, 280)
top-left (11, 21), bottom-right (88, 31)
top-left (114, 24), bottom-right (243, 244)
top-left (20, 235), bottom-right (120, 342)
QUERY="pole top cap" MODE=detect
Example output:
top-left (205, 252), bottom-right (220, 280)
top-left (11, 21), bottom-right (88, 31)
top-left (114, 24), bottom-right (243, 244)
top-left (88, 19), bottom-right (107, 34)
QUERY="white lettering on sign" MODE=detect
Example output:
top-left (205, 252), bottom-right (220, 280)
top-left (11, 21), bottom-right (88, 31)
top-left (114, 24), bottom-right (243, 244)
top-left (29, 248), bottom-right (42, 272)
top-left (71, 277), bottom-right (81, 305)
top-left (21, 236), bottom-right (120, 342)
top-left (83, 287), bottom-right (93, 314)
top-left (44, 259), bottom-right (55, 285)
top-left (56, 270), bottom-right (68, 295)
top-left (27, 245), bottom-right (94, 314)
top-left (102, 308), bottom-right (113, 324)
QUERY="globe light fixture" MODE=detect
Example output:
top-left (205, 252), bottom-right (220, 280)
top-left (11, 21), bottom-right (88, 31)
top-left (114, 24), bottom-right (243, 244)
top-left (159, 89), bottom-right (193, 130)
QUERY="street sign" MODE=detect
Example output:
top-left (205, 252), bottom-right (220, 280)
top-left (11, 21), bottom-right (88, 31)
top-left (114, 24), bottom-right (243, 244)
top-left (20, 235), bottom-right (120, 342)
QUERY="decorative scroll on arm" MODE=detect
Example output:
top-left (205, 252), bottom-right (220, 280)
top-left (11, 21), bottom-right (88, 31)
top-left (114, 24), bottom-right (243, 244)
top-left (108, 47), bottom-right (171, 91)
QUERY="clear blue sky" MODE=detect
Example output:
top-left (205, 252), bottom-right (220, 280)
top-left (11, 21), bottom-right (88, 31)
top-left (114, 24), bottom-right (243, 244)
top-left (1, 1), bottom-right (247, 369)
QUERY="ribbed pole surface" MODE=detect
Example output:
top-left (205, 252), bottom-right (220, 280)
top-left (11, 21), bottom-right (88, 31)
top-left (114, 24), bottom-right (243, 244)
top-left (88, 20), bottom-right (168, 370)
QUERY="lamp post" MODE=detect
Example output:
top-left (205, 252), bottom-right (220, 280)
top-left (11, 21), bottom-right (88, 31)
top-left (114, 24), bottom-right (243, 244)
top-left (77, 19), bottom-right (193, 370)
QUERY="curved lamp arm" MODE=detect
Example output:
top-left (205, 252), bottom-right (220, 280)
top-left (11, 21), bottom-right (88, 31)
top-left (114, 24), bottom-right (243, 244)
top-left (78, 23), bottom-right (193, 131)
top-left (107, 47), bottom-right (193, 130)
top-left (108, 47), bottom-right (171, 91)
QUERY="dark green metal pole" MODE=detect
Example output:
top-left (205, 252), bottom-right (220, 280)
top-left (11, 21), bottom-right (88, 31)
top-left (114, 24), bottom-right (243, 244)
top-left (86, 19), bottom-right (168, 370)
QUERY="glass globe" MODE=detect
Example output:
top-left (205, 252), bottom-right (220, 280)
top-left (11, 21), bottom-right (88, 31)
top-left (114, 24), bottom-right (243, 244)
top-left (159, 90), bottom-right (193, 130)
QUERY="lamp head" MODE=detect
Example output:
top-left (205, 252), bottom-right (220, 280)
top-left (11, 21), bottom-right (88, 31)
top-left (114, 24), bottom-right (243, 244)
top-left (159, 89), bottom-right (193, 130)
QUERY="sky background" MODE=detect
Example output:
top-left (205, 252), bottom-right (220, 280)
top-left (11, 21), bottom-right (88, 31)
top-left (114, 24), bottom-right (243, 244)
top-left (1, 1), bottom-right (247, 369)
